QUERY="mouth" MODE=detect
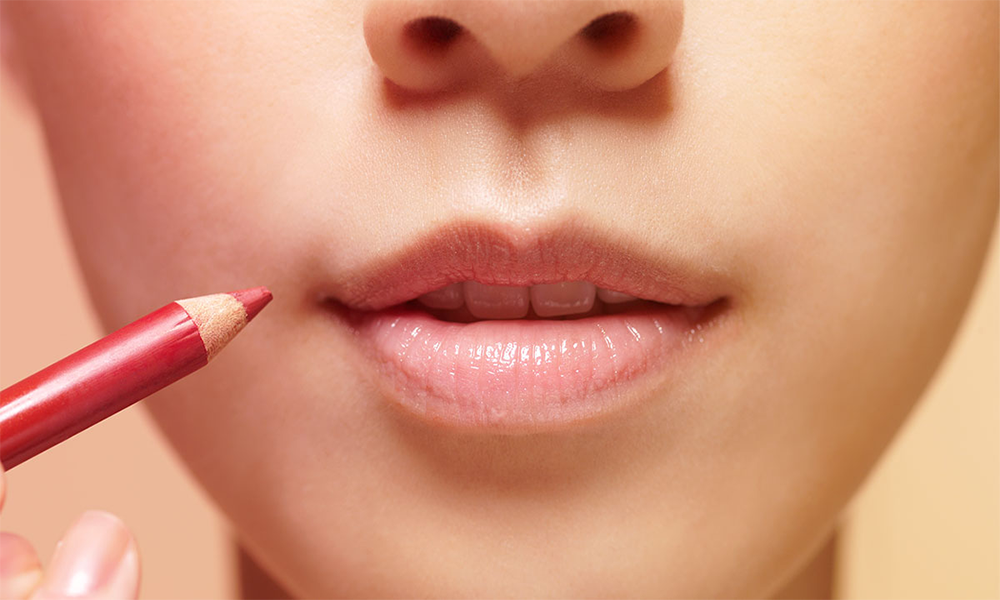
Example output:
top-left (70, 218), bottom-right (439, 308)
top-left (319, 220), bottom-right (735, 433)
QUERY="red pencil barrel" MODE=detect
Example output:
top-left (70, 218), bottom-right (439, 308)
top-left (0, 302), bottom-right (208, 468)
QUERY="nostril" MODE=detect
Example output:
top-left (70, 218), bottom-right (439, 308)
top-left (580, 11), bottom-right (638, 52)
top-left (404, 16), bottom-right (464, 53)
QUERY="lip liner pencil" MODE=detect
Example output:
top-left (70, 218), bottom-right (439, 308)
top-left (0, 287), bottom-right (272, 469)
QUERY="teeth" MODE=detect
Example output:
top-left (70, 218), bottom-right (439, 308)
top-left (417, 282), bottom-right (464, 309)
top-left (463, 282), bottom-right (530, 319)
top-left (530, 281), bottom-right (596, 317)
top-left (416, 282), bottom-right (641, 318)
top-left (596, 288), bottom-right (638, 304)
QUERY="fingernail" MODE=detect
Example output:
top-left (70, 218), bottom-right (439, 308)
top-left (36, 510), bottom-right (138, 598)
top-left (0, 532), bottom-right (43, 598)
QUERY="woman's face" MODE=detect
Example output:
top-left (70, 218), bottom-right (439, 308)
top-left (4, 1), bottom-right (997, 596)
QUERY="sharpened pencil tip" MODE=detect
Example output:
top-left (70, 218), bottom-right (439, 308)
top-left (229, 286), bottom-right (273, 322)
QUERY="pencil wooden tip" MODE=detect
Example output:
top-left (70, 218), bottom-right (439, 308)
top-left (228, 286), bottom-right (273, 322)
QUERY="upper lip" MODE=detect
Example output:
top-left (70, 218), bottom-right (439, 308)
top-left (322, 219), bottom-right (731, 312)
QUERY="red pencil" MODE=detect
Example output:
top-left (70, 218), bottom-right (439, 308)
top-left (0, 287), bottom-right (272, 469)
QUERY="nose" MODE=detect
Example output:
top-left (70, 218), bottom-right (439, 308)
top-left (363, 0), bottom-right (684, 92)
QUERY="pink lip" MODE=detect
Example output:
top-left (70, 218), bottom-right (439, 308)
top-left (320, 221), bottom-right (734, 432)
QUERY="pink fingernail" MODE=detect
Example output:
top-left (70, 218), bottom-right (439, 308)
top-left (38, 510), bottom-right (137, 597)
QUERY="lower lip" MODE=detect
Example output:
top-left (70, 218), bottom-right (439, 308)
top-left (328, 300), bottom-right (725, 432)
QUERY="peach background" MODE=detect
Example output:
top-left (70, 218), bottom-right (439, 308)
top-left (1, 78), bottom-right (997, 597)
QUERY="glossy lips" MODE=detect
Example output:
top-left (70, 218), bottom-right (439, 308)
top-left (321, 223), bottom-right (731, 432)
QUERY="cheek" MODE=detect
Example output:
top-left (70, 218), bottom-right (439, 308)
top-left (9, 1), bottom-right (366, 326)
top-left (749, 0), bottom-right (997, 493)
top-left (644, 3), bottom-right (997, 591)
top-left (718, 0), bottom-right (998, 383)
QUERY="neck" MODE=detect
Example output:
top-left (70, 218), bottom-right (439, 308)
top-left (771, 531), bottom-right (838, 599)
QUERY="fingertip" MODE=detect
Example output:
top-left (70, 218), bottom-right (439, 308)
top-left (32, 510), bottom-right (140, 599)
top-left (1, 570), bottom-right (43, 600)
top-left (110, 537), bottom-right (141, 600)
top-left (0, 532), bottom-right (43, 599)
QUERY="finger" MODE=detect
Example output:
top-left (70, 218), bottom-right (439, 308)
top-left (31, 511), bottom-right (139, 600)
top-left (0, 533), bottom-right (43, 600)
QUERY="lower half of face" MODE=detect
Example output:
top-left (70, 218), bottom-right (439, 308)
top-left (5, 0), bottom-right (997, 596)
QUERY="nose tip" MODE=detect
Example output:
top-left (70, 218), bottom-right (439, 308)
top-left (363, 0), bottom-right (684, 92)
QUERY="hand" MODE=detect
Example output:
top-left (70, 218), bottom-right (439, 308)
top-left (0, 462), bottom-right (139, 599)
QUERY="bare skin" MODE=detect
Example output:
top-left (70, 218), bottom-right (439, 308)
top-left (0, 1), bottom-right (996, 598)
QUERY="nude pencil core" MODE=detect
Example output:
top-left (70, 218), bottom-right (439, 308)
top-left (0, 287), bottom-right (272, 468)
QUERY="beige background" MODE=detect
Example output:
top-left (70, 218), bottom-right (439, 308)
top-left (1, 77), bottom-right (997, 597)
